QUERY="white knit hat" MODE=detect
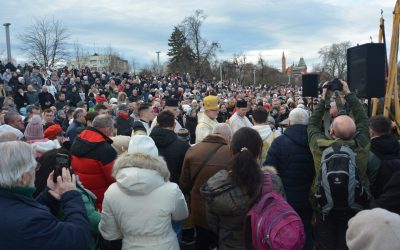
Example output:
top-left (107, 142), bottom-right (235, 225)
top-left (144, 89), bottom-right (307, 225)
top-left (128, 135), bottom-right (158, 157)
top-left (109, 98), bottom-right (118, 104)
top-left (346, 208), bottom-right (400, 250)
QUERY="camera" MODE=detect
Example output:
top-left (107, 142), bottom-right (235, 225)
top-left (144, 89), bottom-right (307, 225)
top-left (318, 79), bottom-right (343, 93)
top-left (326, 79), bottom-right (343, 91)
top-left (53, 153), bottom-right (71, 182)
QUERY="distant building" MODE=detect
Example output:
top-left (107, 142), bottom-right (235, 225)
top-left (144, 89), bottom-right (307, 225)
top-left (286, 57), bottom-right (307, 77)
top-left (70, 53), bottom-right (129, 73)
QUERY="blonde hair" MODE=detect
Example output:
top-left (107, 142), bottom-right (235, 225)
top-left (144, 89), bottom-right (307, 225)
top-left (112, 152), bottom-right (170, 181)
top-left (117, 92), bottom-right (127, 103)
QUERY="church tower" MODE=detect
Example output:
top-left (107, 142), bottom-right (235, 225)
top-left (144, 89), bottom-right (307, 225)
top-left (282, 51), bottom-right (286, 73)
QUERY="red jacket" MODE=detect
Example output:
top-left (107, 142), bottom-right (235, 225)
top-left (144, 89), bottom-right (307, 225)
top-left (70, 127), bottom-right (117, 210)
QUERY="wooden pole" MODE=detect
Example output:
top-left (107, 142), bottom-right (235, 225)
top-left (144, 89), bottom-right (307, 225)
top-left (373, 14), bottom-right (386, 116)
top-left (383, 0), bottom-right (400, 118)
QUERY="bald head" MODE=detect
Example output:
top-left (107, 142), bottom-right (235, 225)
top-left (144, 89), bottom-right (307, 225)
top-left (331, 115), bottom-right (356, 140)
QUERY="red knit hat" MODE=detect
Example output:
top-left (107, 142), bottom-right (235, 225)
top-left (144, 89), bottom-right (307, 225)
top-left (44, 124), bottom-right (63, 139)
top-left (96, 95), bottom-right (108, 104)
top-left (263, 103), bottom-right (272, 111)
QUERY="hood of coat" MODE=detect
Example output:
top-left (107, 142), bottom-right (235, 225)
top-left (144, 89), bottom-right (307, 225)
top-left (283, 124), bottom-right (309, 147)
top-left (150, 126), bottom-right (177, 147)
top-left (112, 152), bottom-right (170, 195)
top-left (371, 134), bottom-right (400, 157)
top-left (116, 167), bottom-right (165, 195)
top-left (70, 127), bottom-right (113, 157)
top-left (29, 139), bottom-right (60, 153)
top-left (252, 125), bottom-right (273, 141)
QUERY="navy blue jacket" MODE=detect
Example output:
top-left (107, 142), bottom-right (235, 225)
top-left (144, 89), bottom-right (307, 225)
top-left (66, 120), bottom-right (85, 143)
top-left (264, 124), bottom-right (315, 210)
top-left (0, 188), bottom-right (91, 250)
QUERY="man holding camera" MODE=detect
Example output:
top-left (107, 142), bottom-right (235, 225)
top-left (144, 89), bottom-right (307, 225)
top-left (0, 141), bottom-right (90, 249)
top-left (308, 80), bottom-right (370, 250)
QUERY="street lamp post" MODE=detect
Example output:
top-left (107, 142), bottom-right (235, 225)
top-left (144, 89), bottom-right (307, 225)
top-left (155, 51), bottom-right (160, 75)
top-left (253, 68), bottom-right (256, 89)
top-left (3, 23), bottom-right (11, 63)
top-left (219, 63), bottom-right (223, 82)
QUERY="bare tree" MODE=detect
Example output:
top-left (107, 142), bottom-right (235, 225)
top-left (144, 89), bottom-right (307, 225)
top-left (130, 58), bottom-right (137, 74)
top-left (150, 60), bottom-right (160, 74)
top-left (318, 41), bottom-right (352, 79)
top-left (182, 9), bottom-right (219, 79)
top-left (103, 46), bottom-right (129, 73)
top-left (73, 42), bottom-right (89, 69)
top-left (232, 53), bottom-right (248, 84)
top-left (18, 17), bottom-right (70, 68)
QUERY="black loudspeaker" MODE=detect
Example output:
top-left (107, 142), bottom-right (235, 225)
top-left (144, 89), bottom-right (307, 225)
top-left (347, 43), bottom-right (386, 98)
top-left (302, 74), bottom-right (319, 97)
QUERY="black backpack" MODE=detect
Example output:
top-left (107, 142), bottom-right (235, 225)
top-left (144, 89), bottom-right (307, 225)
top-left (315, 144), bottom-right (370, 218)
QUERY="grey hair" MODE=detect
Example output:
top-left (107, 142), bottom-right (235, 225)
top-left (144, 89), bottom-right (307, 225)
top-left (0, 141), bottom-right (36, 187)
top-left (212, 123), bottom-right (232, 141)
top-left (73, 108), bottom-right (86, 120)
top-left (92, 114), bottom-right (113, 128)
top-left (4, 111), bottom-right (20, 125)
top-left (112, 152), bottom-right (170, 181)
top-left (0, 132), bottom-right (18, 142)
top-left (288, 108), bottom-right (309, 125)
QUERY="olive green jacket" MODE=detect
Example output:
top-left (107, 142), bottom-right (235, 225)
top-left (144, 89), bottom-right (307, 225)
top-left (307, 92), bottom-right (371, 194)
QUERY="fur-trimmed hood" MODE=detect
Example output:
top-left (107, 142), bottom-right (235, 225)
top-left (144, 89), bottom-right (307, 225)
top-left (112, 153), bottom-right (171, 195)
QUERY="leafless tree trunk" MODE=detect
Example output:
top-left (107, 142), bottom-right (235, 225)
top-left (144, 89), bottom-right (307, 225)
top-left (18, 17), bottom-right (70, 69)
top-left (73, 42), bottom-right (88, 69)
top-left (130, 58), bottom-right (137, 74)
top-left (233, 53), bottom-right (247, 84)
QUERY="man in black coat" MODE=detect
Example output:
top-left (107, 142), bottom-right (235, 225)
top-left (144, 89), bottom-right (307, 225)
top-left (368, 115), bottom-right (400, 199)
top-left (371, 171), bottom-right (400, 215)
top-left (115, 104), bottom-right (135, 136)
top-left (38, 86), bottom-right (55, 110)
top-left (264, 107), bottom-right (315, 250)
top-left (150, 110), bottom-right (190, 184)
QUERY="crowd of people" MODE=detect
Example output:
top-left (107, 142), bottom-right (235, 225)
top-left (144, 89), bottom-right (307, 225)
top-left (0, 60), bottom-right (400, 250)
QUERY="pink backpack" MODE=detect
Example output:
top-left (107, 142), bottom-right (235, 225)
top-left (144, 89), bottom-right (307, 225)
top-left (244, 173), bottom-right (305, 250)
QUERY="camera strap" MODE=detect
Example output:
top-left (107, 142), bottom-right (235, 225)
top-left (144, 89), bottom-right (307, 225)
top-left (333, 91), bottom-right (345, 115)
top-left (323, 92), bottom-right (332, 138)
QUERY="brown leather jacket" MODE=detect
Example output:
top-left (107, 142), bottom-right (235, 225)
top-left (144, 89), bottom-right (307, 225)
top-left (179, 135), bottom-right (233, 229)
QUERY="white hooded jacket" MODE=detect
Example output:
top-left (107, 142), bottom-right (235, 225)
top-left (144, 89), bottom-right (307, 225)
top-left (99, 166), bottom-right (188, 250)
top-left (252, 125), bottom-right (281, 162)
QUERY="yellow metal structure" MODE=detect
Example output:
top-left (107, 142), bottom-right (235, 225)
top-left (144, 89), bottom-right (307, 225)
top-left (382, 0), bottom-right (400, 133)
top-left (372, 12), bottom-right (385, 117)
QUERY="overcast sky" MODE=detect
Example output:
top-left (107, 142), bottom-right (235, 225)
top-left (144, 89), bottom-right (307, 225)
top-left (0, 0), bottom-right (395, 70)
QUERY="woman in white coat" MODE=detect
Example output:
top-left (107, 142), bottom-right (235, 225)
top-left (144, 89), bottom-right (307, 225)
top-left (99, 135), bottom-right (189, 250)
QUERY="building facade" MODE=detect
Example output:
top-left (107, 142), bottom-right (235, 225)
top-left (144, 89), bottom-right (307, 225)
top-left (71, 53), bottom-right (129, 73)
